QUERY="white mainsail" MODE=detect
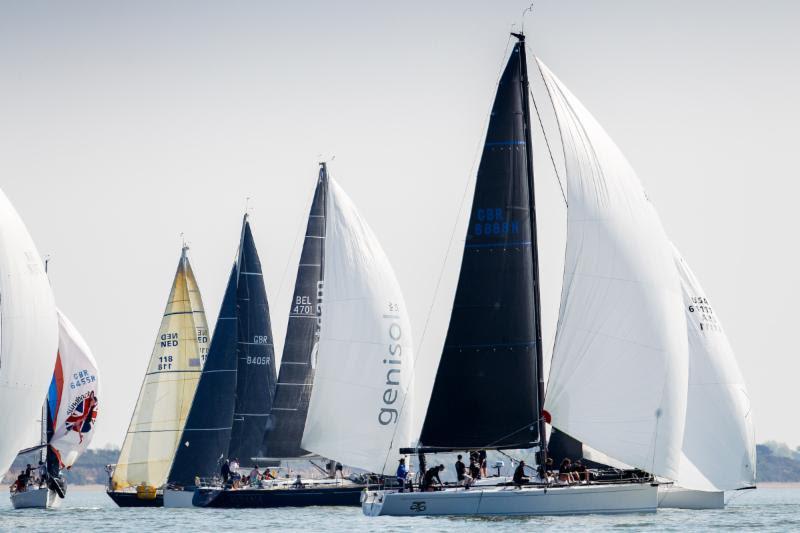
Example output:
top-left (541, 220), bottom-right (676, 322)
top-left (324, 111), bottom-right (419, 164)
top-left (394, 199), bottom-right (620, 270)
top-left (538, 58), bottom-right (689, 481)
top-left (49, 310), bottom-right (100, 468)
top-left (301, 178), bottom-right (414, 475)
top-left (671, 244), bottom-right (756, 491)
top-left (112, 246), bottom-right (207, 489)
top-left (0, 187), bottom-right (58, 475)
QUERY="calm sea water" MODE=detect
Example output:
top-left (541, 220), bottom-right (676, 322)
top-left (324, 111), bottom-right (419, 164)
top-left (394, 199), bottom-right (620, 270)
top-left (0, 488), bottom-right (795, 532)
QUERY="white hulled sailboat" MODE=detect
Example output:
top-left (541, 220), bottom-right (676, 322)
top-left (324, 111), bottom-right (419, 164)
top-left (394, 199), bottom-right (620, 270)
top-left (11, 310), bottom-right (100, 509)
top-left (364, 29), bottom-right (753, 517)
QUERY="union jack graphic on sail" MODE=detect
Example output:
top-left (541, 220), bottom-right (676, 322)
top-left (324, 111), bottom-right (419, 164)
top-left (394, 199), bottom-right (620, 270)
top-left (64, 391), bottom-right (98, 443)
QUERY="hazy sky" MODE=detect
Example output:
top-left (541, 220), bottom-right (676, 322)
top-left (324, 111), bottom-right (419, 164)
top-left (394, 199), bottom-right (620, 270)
top-left (1, 1), bottom-right (797, 449)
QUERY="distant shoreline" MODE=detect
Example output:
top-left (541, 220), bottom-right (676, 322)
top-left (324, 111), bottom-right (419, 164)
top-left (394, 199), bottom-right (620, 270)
top-left (758, 482), bottom-right (800, 488)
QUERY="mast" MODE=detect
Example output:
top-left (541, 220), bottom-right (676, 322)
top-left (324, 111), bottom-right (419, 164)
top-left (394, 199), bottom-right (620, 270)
top-left (512, 31), bottom-right (548, 469)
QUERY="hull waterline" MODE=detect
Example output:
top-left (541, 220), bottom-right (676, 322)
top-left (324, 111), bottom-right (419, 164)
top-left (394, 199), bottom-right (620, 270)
top-left (193, 484), bottom-right (373, 508)
top-left (657, 486), bottom-right (725, 509)
top-left (106, 490), bottom-right (164, 507)
top-left (10, 488), bottom-right (62, 509)
top-left (362, 482), bottom-right (658, 517)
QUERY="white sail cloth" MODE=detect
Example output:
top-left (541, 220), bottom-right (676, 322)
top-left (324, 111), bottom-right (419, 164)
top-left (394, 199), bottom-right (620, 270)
top-left (49, 310), bottom-right (100, 468)
top-left (539, 59), bottom-right (689, 481)
top-left (672, 244), bottom-right (756, 491)
top-left (0, 187), bottom-right (58, 475)
top-left (112, 248), bottom-right (208, 489)
top-left (301, 178), bottom-right (414, 475)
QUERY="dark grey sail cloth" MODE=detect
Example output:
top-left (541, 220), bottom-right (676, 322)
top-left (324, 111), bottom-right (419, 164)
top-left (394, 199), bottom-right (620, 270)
top-left (168, 266), bottom-right (239, 487)
top-left (418, 42), bottom-right (542, 451)
top-left (260, 165), bottom-right (327, 459)
top-left (228, 218), bottom-right (279, 467)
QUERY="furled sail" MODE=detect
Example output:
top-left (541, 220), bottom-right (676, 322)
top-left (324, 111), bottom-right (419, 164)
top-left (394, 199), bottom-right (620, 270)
top-left (47, 310), bottom-right (100, 469)
top-left (419, 41), bottom-right (542, 450)
top-left (539, 58), bottom-right (688, 481)
top-left (227, 216), bottom-right (278, 466)
top-left (112, 246), bottom-right (207, 489)
top-left (261, 164), bottom-right (328, 460)
top-left (672, 244), bottom-right (756, 491)
top-left (168, 266), bottom-right (239, 486)
top-left (301, 178), bottom-right (414, 475)
top-left (0, 186), bottom-right (58, 475)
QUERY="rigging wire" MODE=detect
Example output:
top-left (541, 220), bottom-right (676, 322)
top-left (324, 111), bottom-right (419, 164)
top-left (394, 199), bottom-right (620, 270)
top-left (378, 35), bottom-right (517, 475)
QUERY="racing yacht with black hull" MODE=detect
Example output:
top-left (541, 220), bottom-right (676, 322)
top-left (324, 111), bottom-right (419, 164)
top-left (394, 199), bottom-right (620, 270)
top-left (193, 163), bottom-right (410, 508)
top-left (163, 215), bottom-right (279, 508)
top-left (362, 30), bottom-right (703, 517)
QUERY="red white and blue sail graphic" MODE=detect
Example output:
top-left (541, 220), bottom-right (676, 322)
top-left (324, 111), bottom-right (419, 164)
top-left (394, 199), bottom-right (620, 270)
top-left (47, 310), bottom-right (100, 468)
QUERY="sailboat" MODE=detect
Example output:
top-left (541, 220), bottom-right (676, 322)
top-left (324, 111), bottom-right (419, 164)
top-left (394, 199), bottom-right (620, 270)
top-left (361, 31), bottom-right (701, 517)
top-left (163, 214), bottom-right (279, 507)
top-left (107, 244), bottom-right (210, 507)
top-left (0, 187), bottom-right (58, 478)
top-left (192, 163), bottom-right (407, 508)
top-left (10, 310), bottom-right (100, 509)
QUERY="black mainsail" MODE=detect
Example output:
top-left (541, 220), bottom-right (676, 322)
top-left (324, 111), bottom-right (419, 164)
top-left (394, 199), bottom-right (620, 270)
top-left (228, 216), bottom-right (279, 466)
top-left (260, 164), bottom-right (328, 459)
top-left (418, 35), bottom-right (545, 452)
top-left (167, 266), bottom-right (239, 487)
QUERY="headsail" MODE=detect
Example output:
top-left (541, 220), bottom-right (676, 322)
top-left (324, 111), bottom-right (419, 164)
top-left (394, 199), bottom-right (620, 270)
top-left (261, 164), bottom-right (328, 460)
top-left (0, 187), bottom-right (58, 474)
top-left (168, 266), bottom-right (239, 486)
top-left (539, 58), bottom-right (688, 480)
top-left (419, 40), bottom-right (543, 451)
top-left (227, 216), bottom-right (278, 466)
top-left (112, 246), bottom-right (207, 489)
top-left (672, 244), bottom-right (756, 491)
top-left (48, 310), bottom-right (100, 469)
top-left (301, 178), bottom-right (414, 475)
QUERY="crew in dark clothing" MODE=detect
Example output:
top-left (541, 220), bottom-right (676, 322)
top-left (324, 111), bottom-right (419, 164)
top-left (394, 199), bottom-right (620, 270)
top-left (469, 458), bottom-right (481, 480)
top-left (221, 459), bottom-right (231, 483)
top-left (422, 465), bottom-right (445, 492)
top-left (455, 455), bottom-right (472, 487)
top-left (513, 460), bottom-right (530, 487)
top-left (478, 450), bottom-right (488, 478)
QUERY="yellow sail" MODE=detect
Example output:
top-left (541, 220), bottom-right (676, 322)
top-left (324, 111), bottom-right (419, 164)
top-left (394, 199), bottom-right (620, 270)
top-left (112, 246), bottom-right (207, 490)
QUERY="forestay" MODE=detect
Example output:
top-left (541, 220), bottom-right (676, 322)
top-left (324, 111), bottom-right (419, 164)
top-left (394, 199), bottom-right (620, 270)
top-left (672, 244), bottom-right (756, 491)
top-left (539, 58), bottom-right (689, 481)
top-left (0, 186), bottom-right (58, 475)
top-left (112, 247), bottom-right (207, 489)
top-left (48, 310), bottom-right (100, 468)
top-left (301, 178), bottom-right (414, 475)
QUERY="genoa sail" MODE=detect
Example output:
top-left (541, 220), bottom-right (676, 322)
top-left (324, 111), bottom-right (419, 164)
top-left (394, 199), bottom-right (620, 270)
top-left (227, 216), bottom-right (278, 466)
top-left (168, 266), bottom-right (239, 486)
top-left (672, 244), bottom-right (756, 491)
top-left (419, 41), bottom-right (542, 450)
top-left (112, 246), bottom-right (208, 489)
top-left (47, 310), bottom-right (100, 469)
top-left (538, 58), bottom-right (688, 481)
top-left (261, 164), bottom-right (328, 460)
top-left (301, 177), bottom-right (414, 475)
